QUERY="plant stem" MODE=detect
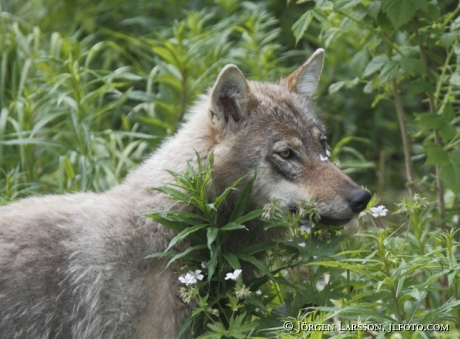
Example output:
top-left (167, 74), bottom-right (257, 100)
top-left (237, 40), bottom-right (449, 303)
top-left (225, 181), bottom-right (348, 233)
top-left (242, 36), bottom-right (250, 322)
top-left (413, 21), bottom-right (446, 224)
top-left (391, 78), bottom-right (414, 196)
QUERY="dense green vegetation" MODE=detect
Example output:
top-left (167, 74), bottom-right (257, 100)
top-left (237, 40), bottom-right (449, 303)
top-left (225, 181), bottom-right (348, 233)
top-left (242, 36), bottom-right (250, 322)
top-left (1, 0), bottom-right (459, 338)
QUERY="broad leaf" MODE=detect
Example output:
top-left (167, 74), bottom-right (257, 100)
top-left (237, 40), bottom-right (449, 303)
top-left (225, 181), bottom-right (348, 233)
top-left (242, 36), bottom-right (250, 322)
top-left (292, 10), bottom-right (313, 45)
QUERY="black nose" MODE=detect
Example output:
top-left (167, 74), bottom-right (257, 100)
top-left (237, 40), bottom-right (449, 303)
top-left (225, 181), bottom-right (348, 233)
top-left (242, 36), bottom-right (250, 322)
top-left (347, 189), bottom-right (372, 213)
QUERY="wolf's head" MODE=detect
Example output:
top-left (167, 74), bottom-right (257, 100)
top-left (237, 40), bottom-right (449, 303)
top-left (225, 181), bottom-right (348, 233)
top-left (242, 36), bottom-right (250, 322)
top-left (207, 49), bottom-right (371, 226)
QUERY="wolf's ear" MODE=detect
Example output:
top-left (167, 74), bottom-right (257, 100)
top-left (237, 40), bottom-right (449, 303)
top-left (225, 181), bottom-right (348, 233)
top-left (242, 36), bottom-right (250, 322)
top-left (209, 64), bottom-right (251, 132)
top-left (283, 48), bottom-right (324, 96)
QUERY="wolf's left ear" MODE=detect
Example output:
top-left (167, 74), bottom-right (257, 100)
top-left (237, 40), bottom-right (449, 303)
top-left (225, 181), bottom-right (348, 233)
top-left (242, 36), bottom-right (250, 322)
top-left (283, 48), bottom-right (325, 96)
top-left (209, 64), bottom-right (251, 132)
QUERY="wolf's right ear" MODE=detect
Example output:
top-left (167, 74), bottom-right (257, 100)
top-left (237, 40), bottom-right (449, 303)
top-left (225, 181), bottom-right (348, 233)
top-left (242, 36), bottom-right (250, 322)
top-left (209, 65), bottom-right (251, 132)
top-left (283, 48), bottom-right (325, 97)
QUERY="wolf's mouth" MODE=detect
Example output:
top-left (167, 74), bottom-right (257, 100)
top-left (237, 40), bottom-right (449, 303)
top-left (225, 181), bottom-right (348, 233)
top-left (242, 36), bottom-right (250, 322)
top-left (317, 216), bottom-right (352, 226)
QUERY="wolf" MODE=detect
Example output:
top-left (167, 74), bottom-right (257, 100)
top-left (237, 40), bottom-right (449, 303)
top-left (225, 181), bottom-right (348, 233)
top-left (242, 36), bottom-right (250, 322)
top-left (0, 49), bottom-right (371, 339)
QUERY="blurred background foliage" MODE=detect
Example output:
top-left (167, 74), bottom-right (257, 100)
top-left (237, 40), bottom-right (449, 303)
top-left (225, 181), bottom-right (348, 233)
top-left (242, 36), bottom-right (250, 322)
top-left (1, 0), bottom-right (460, 337)
top-left (1, 0), bottom-right (458, 209)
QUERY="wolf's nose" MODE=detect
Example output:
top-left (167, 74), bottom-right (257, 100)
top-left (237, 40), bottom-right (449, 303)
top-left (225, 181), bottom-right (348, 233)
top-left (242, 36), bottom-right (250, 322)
top-left (347, 189), bottom-right (372, 213)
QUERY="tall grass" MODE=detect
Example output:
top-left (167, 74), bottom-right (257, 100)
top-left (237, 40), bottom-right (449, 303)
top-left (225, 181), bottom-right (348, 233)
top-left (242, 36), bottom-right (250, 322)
top-left (0, 5), bottom-right (286, 201)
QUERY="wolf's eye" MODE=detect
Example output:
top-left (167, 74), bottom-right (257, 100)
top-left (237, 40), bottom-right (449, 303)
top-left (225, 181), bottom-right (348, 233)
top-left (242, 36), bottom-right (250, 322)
top-left (320, 137), bottom-right (328, 151)
top-left (279, 150), bottom-right (291, 158)
top-left (320, 140), bottom-right (327, 150)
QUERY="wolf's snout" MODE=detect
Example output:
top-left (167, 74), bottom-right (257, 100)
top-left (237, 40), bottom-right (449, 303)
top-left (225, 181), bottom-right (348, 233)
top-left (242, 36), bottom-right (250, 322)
top-left (347, 189), bottom-right (372, 214)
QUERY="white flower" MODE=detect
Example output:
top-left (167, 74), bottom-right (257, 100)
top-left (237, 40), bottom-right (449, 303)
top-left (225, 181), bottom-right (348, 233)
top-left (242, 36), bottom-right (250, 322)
top-left (178, 270), bottom-right (204, 285)
top-left (300, 225), bottom-right (311, 234)
top-left (370, 205), bottom-right (388, 218)
top-left (201, 262), bottom-right (208, 269)
top-left (358, 211), bottom-right (366, 218)
top-left (298, 242), bottom-right (306, 247)
top-left (320, 154), bottom-right (328, 161)
top-left (256, 289), bottom-right (262, 295)
top-left (225, 269), bottom-right (242, 281)
top-left (326, 149), bottom-right (331, 157)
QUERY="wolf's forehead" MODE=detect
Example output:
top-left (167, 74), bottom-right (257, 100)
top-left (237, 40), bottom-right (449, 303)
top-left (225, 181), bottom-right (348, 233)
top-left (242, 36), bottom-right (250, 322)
top-left (249, 82), bottom-right (323, 130)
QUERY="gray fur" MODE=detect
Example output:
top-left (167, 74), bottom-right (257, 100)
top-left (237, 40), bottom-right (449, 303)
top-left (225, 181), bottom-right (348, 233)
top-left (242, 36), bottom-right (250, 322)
top-left (0, 50), bottom-right (369, 339)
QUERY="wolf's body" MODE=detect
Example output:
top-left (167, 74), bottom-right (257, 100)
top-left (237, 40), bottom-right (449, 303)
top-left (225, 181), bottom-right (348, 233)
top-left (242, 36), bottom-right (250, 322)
top-left (0, 49), bottom-right (371, 339)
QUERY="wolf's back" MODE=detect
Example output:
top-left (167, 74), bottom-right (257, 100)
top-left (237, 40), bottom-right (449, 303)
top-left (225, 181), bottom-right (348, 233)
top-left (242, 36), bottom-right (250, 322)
top-left (0, 192), bottom-right (148, 339)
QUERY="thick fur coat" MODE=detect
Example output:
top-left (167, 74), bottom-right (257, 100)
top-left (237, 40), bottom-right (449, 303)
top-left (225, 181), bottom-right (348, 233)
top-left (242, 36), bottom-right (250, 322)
top-left (0, 49), bottom-right (371, 339)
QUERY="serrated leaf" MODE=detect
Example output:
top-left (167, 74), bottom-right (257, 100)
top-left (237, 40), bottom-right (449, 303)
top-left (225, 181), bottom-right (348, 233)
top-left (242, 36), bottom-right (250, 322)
top-left (379, 60), bottom-right (399, 83)
top-left (439, 162), bottom-right (460, 194)
top-left (439, 123), bottom-right (457, 143)
top-left (349, 49), bottom-right (370, 78)
top-left (399, 58), bottom-right (425, 76)
top-left (424, 144), bottom-right (450, 166)
top-left (335, 0), bottom-right (361, 10)
top-left (449, 150), bottom-right (460, 165)
top-left (311, 7), bottom-right (328, 22)
top-left (414, 0), bottom-right (428, 11)
top-left (363, 55), bottom-right (388, 77)
top-left (409, 78), bottom-right (435, 95)
top-left (368, 0), bottom-right (382, 19)
top-left (382, 0), bottom-right (417, 28)
top-left (292, 10), bottom-right (313, 45)
top-left (416, 113), bottom-right (444, 129)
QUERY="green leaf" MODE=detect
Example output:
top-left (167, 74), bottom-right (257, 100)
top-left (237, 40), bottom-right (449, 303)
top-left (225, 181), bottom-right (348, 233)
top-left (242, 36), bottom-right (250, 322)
top-left (399, 58), bottom-right (425, 76)
top-left (449, 150), bottom-right (460, 165)
top-left (335, 0), bottom-right (361, 10)
top-left (165, 245), bottom-right (208, 269)
top-left (311, 7), bottom-right (328, 22)
top-left (382, 0), bottom-right (417, 29)
top-left (207, 227), bottom-right (219, 250)
top-left (329, 81), bottom-right (346, 94)
top-left (213, 175), bottom-right (246, 209)
top-left (440, 32), bottom-right (460, 47)
top-left (378, 60), bottom-right (399, 83)
top-left (443, 102), bottom-right (454, 122)
top-left (146, 213), bottom-right (186, 233)
top-left (223, 253), bottom-right (241, 269)
top-left (449, 74), bottom-right (460, 87)
top-left (164, 223), bottom-right (209, 253)
top-left (439, 123), bottom-right (457, 143)
top-left (231, 209), bottom-right (263, 226)
top-left (292, 10), bottom-right (313, 45)
top-left (423, 144), bottom-right (450, 166)
top-left (414, 0), bottom-right (428, 11)
top-left (220, 223), bottom-right (247, 231)
top-left (416, 113), bottom-right (444, 130)
top-left (229, 173), bottom-right (256, 223)
top-left (409, 79), bottom-right (435, 95)
top-left (363, 55), bottom-right (388, 77)
top-left (237, 241), bottom-right (278, 256)
top-left (207, 245), bottom-right (220, 283)
top-left (368, 0), bottom-right (382, 19)
top-left (439, 163), bottom-right (460, 194)
top-left (349, 49), bottom-right (369, 78)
